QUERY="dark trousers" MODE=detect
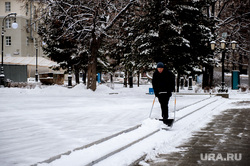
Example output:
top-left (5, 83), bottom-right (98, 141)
top-left (158, 93), bottom-right (171, 119)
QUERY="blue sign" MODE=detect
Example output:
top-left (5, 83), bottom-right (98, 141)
top-left (149, 88), bottom-right (154, 95)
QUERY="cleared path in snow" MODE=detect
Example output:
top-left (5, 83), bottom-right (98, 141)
top-left (36, 96), bottom-right (223, 166)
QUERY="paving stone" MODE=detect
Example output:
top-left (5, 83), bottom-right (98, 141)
top-left (145, 106), bottom-right (250, 166)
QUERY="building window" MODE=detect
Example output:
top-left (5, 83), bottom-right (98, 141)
top-left (26, 3), bottom-right (29, 15)
top-left (26, 37), bottom-right (29, 46)
top-left (26, 20), bottom-right (30, 33)
top-left (5, 2), bottom-right (11, 12)
top-left (34, 22), bottom-right (36, 32)
top-left (34, 38), bottom-right (38, 46)
top-left (6, 36), bottom-right (11, 46)
top-left (5, 19), bottom-right (11, 29)
top-left (34, 5), bottom-right (37, 18)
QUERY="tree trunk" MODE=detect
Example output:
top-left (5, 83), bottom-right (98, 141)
top-left (87, 37), bottom-right (99, 91)
top-left (202, 65), bottom-right (209, 89)
top-left (248, 55), bottom-right (250, 89)
top-left (209, 66), bottom-right (214, 87)
top-left (129, 71), bottom-right (133, 88)
top-left (87, 57), bottom-right (97, 91)
top-left (202, 64), bottom-right (214, 88)
top-left (83, 68), bottom-right (87, 84)
top-left (137, 71), bottom-right (140, 87)
top-left (124, 71), bottom-right (128, 87)
top-left (110, 73), bottom-right (114, 89)
top-left (177, 72), bottom-right (180, 93)
top-left (75, 67), bottom-right (80, 84)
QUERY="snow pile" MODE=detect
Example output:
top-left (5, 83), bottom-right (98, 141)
top-left (141, 118), bottom-right (162, 129)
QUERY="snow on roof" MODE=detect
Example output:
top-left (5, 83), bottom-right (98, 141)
top-left (0, 57), bottom-right (57, 67)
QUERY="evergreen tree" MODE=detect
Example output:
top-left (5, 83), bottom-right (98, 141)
top-left (160, 1), bottom-right (214, 71)
top-left (135, 0), bottom-right (164, 64)
top-left (133, 0), bottom-right (215, 90)
top-left (102, 2), bottom-right (155, 88)
top-left (106, 0), bottom-right (215, 90)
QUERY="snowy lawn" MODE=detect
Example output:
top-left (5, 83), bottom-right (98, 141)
top-left (0, 84), bottom-right (249, 166)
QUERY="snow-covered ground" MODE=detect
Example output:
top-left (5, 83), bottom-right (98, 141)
top-left (0, 83), bottom-right (249, 166)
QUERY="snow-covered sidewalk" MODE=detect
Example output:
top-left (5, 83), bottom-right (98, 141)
top-left (0, 84), bottom-right (249, 166)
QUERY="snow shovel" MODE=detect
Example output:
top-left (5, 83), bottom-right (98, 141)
top-left (166, 90), bottom-right (177, 126)
top-left (149, 96), bottom-right (156, 118)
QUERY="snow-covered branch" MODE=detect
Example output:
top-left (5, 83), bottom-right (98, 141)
top-left (105, 1), bottom-right (134, 31)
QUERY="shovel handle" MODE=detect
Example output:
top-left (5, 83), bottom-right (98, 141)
top-left (149, 97), bottom-right (156, 118)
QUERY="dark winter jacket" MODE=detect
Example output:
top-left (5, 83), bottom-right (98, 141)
top-left (152, 67), bottom-right (175, 96)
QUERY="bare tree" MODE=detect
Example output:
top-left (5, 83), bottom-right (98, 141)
top-left (33, 0), bottom-right (135, 91)
top-left (212, 0), bottom-right (250, 75)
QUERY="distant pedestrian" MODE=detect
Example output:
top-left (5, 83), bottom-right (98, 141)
top-left (152, 62), bottom-right (175, 122)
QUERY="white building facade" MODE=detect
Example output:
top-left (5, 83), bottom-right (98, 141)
top-left (0, 0), bottom-right (58, 79)
top-left (0, 0), bottom-right (43, 58)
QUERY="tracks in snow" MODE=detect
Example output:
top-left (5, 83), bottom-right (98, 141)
top-left (36, 96), bottom-right (224, 166)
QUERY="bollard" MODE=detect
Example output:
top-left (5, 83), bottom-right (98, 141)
top-left (97, 73), bottom-right (101, 84)
top-left (232, 70), bottom-right (240, 90)
top-left (149, 88), bottom-right (154, 95)
top-left (129, 72), bottom-right (133, 88)
top-left (180, 77), bottom-right (184, 89)
top-left (188, 76), bottom-right (193, 90)
top-left (68, 67), bottom-right (72, 88)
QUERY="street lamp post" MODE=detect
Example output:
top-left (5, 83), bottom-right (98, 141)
top-left (210, 40), bottom-right (237, 92)
top-left (220, 40), bottom-right (226, 92)
top-left (35, 46), bottom-right (38, 82)
top-left (1, 13), bottom-right (18, 86)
